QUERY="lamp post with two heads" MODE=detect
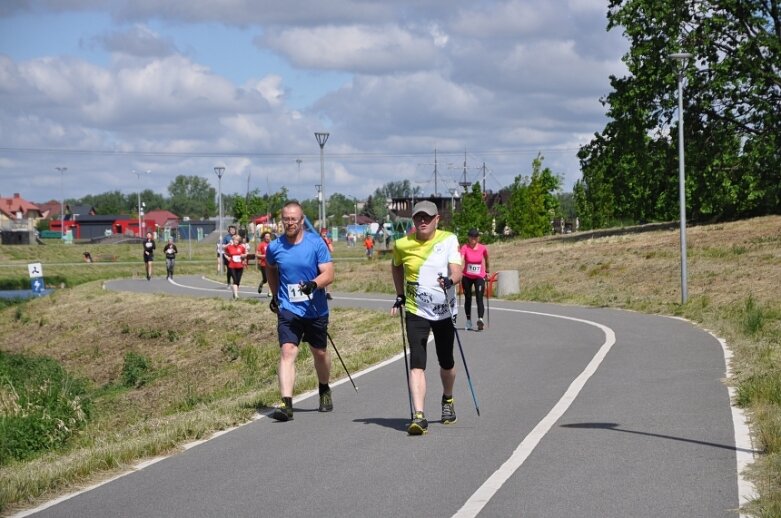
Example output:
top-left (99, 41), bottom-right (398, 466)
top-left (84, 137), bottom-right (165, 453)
top-left (214, 166), bottom-right (226, 274)
top-left (314, 132), bottom-right (330, 230)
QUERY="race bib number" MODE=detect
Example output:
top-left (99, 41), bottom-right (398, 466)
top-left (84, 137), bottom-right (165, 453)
top-left (231, 255), bottom-right (242, 263)
top-left (467, 263), bottom-right (482, 274)
top-left (286, 283), bottom-right (308, 302)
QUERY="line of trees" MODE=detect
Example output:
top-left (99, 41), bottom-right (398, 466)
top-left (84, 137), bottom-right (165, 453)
top-left (64, 161), bottom-right (571, 240)
top-left (575, 0), bottom-right (780, 229)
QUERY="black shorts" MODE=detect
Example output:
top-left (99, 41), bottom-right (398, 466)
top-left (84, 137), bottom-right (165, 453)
top-left (405, 312), bottom-right (455, 370)
top-left (228, 268), bottom-right (244, 286)
top-left (143, 254), bottom-right (154, 263)
top-left (277, 309), bottom-right (328, 349)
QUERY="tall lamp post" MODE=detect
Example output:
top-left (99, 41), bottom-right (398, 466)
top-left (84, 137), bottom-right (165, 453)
top-left (670, 51), bottom-right (692, 304)
top-left (214, 166), bottom-right (226, 274)
top-left (133, 169), bottom-right (150, 237)
top-left (314, 132), bottom-right (329, 230)
top-left (55, 166), bottom-right (67, 238)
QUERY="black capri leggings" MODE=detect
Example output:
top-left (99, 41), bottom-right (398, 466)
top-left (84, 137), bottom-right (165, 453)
top-left (405, 312), bottom-right (455, 371)
top-left (228, 268), bottom-right (244, 286)
top-left (461, 276), bottom-right (486, 320)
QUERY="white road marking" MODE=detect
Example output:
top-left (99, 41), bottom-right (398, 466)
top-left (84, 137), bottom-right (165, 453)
top-left (452, 307), bottom-right (616, 518)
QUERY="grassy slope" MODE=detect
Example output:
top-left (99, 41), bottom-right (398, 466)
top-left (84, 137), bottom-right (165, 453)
top-left (1, 217), bottom-right (780, 515)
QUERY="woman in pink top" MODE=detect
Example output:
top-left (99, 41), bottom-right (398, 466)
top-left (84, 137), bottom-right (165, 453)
top-left (460, 228), bottom-right (490, 331)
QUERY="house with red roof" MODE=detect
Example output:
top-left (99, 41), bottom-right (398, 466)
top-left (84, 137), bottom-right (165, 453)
top-left (0, 193), bottom-right (43, 231)
top-left (145, 209), bottom-right (180, 232)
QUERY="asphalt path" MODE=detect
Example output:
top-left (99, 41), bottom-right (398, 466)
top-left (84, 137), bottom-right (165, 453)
top-left (19, 276), bottom-right (755, 517)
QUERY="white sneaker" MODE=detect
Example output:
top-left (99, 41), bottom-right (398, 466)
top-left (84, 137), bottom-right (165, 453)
top-left (465, 320), bottom-right (473, 331)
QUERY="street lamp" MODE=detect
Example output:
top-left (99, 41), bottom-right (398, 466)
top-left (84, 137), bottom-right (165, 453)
top-left (314, 184), bottom-right (322, 226)
top-left (670, 51), bottom-right (693, 304)
top-left (55, 167), bottom-right (67, 238)
top-left (314, 132), bottom-right (329, 230)
top-left (133, 169), bottom-right (151, 237)
top-left (347, 195), bottom-right (358, 225)
top-left (214, 166), bottom-right (226, 274)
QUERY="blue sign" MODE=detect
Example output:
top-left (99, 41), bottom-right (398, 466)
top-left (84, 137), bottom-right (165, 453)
top-left (30, 277), bottom-right (45, 294)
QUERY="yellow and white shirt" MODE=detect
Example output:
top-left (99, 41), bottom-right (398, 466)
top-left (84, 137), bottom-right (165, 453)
top-left (392, 229), bottom-right (462, 321)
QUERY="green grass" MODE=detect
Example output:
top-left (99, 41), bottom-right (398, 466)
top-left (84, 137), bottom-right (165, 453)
top-left (0, 352), bottom-right (91, 465)
top-left (2, 220), bottom-right (781, 515)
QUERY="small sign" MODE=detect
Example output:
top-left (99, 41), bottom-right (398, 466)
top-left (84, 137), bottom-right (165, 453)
top-left (30, 277), bottom-right (45, 294)
top-left (28, 263), bottom-right (43, 278)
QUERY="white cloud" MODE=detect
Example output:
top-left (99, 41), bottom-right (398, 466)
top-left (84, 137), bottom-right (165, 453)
top-left (261, 25), bottom-right (440, 73)
top-left (0, 0), bottom-right (629, 202)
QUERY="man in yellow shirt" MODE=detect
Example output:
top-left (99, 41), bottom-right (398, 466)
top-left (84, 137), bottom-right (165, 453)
top-left (390, 201), bottom-right (462, 435)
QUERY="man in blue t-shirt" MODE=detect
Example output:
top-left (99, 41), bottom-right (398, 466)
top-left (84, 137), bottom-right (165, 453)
top-left (266, 201), bottom-right (335, 421)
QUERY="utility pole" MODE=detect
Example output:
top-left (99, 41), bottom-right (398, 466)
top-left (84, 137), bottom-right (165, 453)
top-left (434, 148), bottom-right (439, 196)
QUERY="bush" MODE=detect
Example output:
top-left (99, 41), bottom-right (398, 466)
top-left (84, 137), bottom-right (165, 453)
top-left (0, 351), bottom-right (91, 465)
top-left (121, 351), bottom-right (152, 388)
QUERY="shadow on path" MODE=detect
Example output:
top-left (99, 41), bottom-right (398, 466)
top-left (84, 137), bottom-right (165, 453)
top-left (561, 422), bottom-right (757, 454)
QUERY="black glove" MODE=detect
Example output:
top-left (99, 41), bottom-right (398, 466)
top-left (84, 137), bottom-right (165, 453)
top-left (393, 294), bottom-right (406, 309)
top-left (440, 276), bottom-right (454, 290)
top-left (300, 280), bottom-right (318, 295)
top-left (269, 298), bottom-right (279, 314)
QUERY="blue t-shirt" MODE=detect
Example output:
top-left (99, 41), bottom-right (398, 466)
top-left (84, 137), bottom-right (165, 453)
top-left (266, 232), bottom-right (332, 318)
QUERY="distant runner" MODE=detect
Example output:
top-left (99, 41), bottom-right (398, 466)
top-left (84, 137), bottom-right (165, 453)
top-left (460, 228), bottom-right (489, 331)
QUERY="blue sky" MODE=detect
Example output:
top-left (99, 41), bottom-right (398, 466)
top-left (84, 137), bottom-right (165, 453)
top-left (0, 1), bottom-right (628, 205)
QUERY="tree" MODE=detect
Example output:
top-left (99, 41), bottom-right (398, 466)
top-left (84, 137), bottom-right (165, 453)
top-left (578, 0), bottom-right (781, 227)
top-left (138, 189), bottom-right (165, 212)
top-left (451, 182), bottom-right (494, 243)
top-left (327, 193), bottom-right (356, 225)
top-left (75, 191), bottom-right (130, 215)
top-left (504, 155), bottom-right (562, 238)
top-left (168, 175), bottom-right (216, 219)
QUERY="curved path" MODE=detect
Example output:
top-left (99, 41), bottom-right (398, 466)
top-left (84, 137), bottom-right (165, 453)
top-left (19, 276), bottom-right (755, 517)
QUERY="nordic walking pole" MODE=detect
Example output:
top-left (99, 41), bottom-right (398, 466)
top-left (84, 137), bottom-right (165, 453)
top-left (486, 280), bottom-right (490, 329)
top-left (439, 274), bottom-right (481, 416)
top-left (398, 306), bottom-right (414, 420)
top-left (304, 288), bottom-right (358, 393)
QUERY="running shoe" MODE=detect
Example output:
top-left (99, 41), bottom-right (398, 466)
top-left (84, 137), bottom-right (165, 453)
top-left (258, 284), bottom-right (263, 294)
top-left (465, 320), bottom-right (473, 331)
top-left (271, 402), bottom-right (293, 421)
top-left (326, 293), bottom-right (333, 300)
top-left (319, 390), bottom-right (333, 412)
top-left (407, 412), bottom-right (428, 435)
top-left (441, 396), bottom-right (457, 424)
top-left (477, 318), bottom-right (484, 331)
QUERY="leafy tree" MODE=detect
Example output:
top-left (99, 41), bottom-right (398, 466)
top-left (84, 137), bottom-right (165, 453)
top-left (231, 187), bottom-right (289, 228)
top-left (75, 191), bottom-right (130, 215)
top-left (168, 175), bottom-right (216, 219)
top-left (578, 0), bottom-right (781, 227)
top-left (451, 182), bottom-right (494, 243)
top-left (138, 189), bottom-right (165, 212)
top-left (299, 198), bottom-right (319, 226)
top-left (328, 193), bottom-right (359, 226)
top-left (505, 155), bottom-right (561, 238)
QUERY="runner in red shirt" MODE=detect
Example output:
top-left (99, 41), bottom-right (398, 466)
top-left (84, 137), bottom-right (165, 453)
top-left (223, 233), bottom-right (247, 300)
top-left (256, 231), bottom-right (272, 296)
